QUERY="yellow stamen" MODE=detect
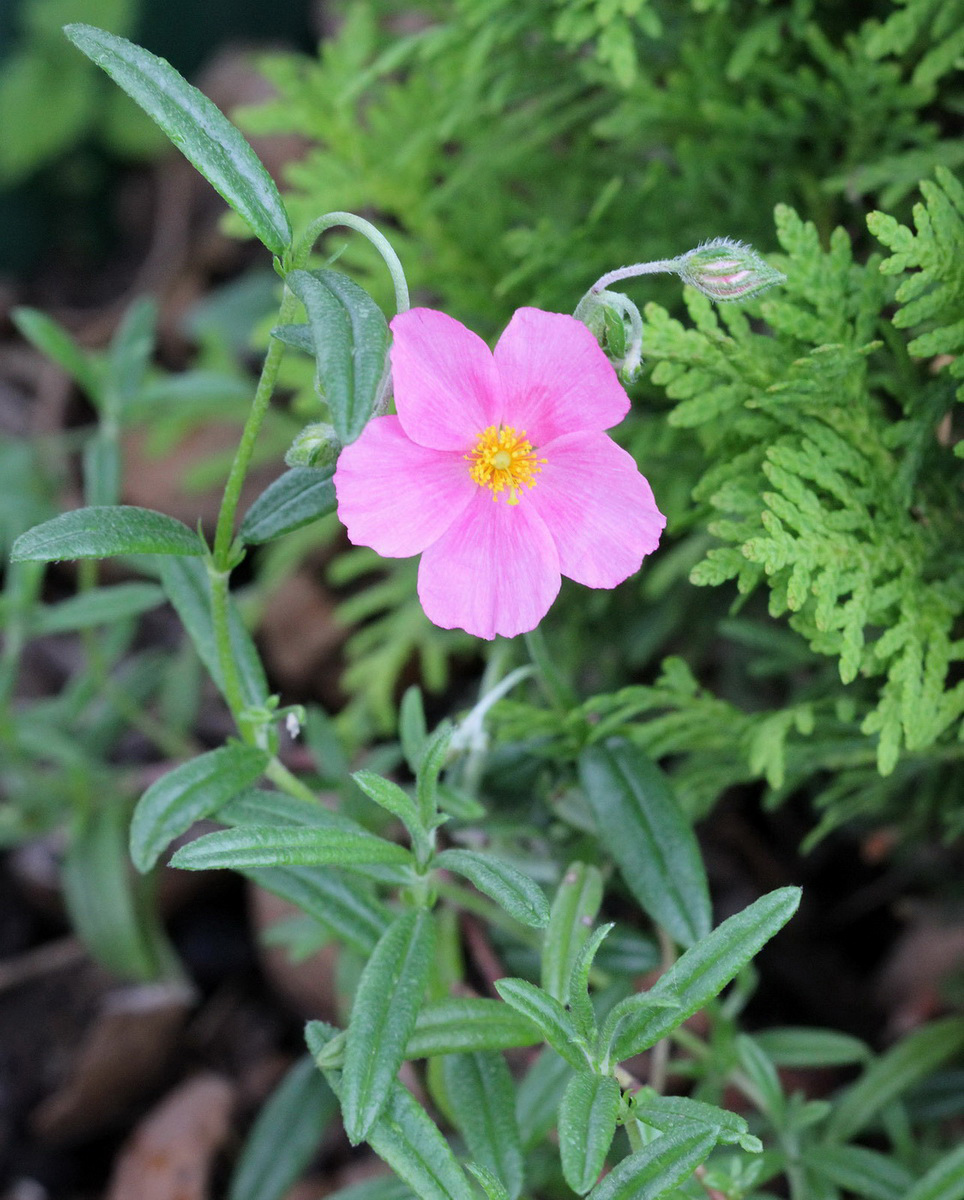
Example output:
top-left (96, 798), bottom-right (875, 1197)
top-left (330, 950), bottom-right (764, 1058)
top-left (466, 425), bottom-right (546, 505)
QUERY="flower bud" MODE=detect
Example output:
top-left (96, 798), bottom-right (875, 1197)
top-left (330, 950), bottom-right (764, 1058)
top-left (675, 238), bottom-right (785, 301)
top-left (573, 289), bottom-right (643, 383)
top-left (285, 422), bottom-right (342, 470)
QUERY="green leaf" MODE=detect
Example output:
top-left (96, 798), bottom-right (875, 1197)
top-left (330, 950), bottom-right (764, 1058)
top-left (567, 923), bottom-right (615, 1041)
top-left (11, 505), bottom-right (204, 562)
top-left (905, 1143), bottom-right (964, 1200)
top-left (633, 1091), bottom-right (757, 1151)
top-left (105, 296), bottom-right (157, 419)
top-left (436, 848), bottom-right (549, 929)
top-left (399, 686), bottom-right (428, 773)
top-left (246, 865), bottom-right (390, 957)
top-left (170, 825), bottom-right (414, 871)
top-left (542, 862), bottom-right (604, 1003)
top-left (825, 1017), bottom-right (964, 1143)
top-left (31, 582), bottom-right (166, 634)
top-left (342, 909), bottom-right (435, 1143)
top-left (160, 557), bottom-right (268, 707)
top-left (62, 803), bottom-right (165, 981)
top-left (753, 1026), bottom-right (871, 1068)
top-left (494, 978), bottom-right (590, 1071)
top-left (228, 1056), bottom-right (338, 1200)
top-left (63, 25), bottom-right (291, 255)
top-left (465, 1164), bottom-right (511, 1200)
top-left (286, 269), bottom-right (389, 444)
top-left (441, 1052), bottom-right (524, 1200)
top-left (559, 1072), bottom-right (620, 1195)
top-left (580, 741), bottom-right (711, 946)
top-left (129, 744), bottom-right (270, 872)
top-left (516, 1048), bottom-right (574, 1150)
top-left (310, 1025), bottom-right (474, 1200)
top-left (83, 433), bottom-right (122, 507)
top-left (406, 997), bottom-right (540, 1058)
top-left (239, 467), bottom-right (337, 545)
top-left (805, 1144), bottom-right (915, 1200)
top-left (587, 1125), bottom-right (717, 1200)
top-left (352, 770), bottom-right (423, 843)
top-left (611, 887), bottom-right (801, 1062)
top-left (11, 306), bottom-right (100, 397)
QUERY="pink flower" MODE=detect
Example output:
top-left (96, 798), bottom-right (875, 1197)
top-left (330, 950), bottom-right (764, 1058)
top-left (333, 307), bottom-right (666, 640)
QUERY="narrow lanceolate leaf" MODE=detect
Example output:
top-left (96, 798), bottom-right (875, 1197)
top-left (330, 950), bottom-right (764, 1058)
top-left (239, 467), bottom-right (336, 545)
top-left (228, 1056), bottom-right (338, 1200)
top-left (558, 1072), bottom-right (620, 1195)
top-left (494, 978), bottom-right (590, 1071)
top-left (442, 1052), bottom-right (524, 1200)
top-left (436, 848), bottom-right (550, 929)
top-left (567, 923), bottom-right (615, 1041)
top-left (580, 740), bottom-right (711, 947)
top-left (633, 1092), bottom-right (757, 1151)
top-left (342, 910), bottom-right (435, 1144)
top-left (247, 865), bottom-right (391, 957)
top-left (753, 1026), bottom-right (871, 1068)
top-left (586, 1125), bottom-right (717, 1200)
top-left (11, 505), bottom-right (203, 562)
top-left (160, 558), bottom-right (268, 707)
top-left (31, 582), bottom-right (165, 634)
top-left (542, 862), bottom-right (604, 1003)
top-left (309, 1023), bottom-right (474, 1200)
top-left (611, 886), bottom-right (801, 1063)
top-left (130, 744), bottom-right (270, 873)
top-left (466, 1164), bottom-right (512, 1200)
top-left (352, 770), bottom-right (423, 842)
top-left (805, 1144), bottom-right (915, 1200)
top-left (63, 25), bottom-right (291, 255)
top-left (406, 997), bottom-right (540, 1058)
top-left (904, 1143), bottom-right (964, 1200)
top-left (286, 269), bottom-right (390, 445)
top-left (825, 1016), bottom-right (964, 1143)
top-left (169, 825), bottom-right (413, 872)
top-left (516, 1048), bottom-right (575, 1150)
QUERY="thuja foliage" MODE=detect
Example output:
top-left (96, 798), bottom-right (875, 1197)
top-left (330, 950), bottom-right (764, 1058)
top-left (234, 0), bottom-right (964, 839)
top-left (5, 14), bottom-right (964, 1200)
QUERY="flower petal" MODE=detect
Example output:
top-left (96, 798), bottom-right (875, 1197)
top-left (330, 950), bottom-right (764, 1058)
top-left (417, 491), bottom-right (561, 639)
top-left (333, 415), bottom-right (473, 557)
top-left (528, 431), bottom-right (666, 588)
top-left (494, 308), bottom-right (630, 445)
top-left (390, 308), bottom-right (502, 450)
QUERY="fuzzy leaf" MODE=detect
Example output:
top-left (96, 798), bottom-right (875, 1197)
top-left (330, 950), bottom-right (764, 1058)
top-left (31, 582), bottom-right (165, 634)
top-left (441, 1052), bottom-right (524, 1199)
top-left (12, 505), bottom-right (203, 561)
top-left (586, 1124), bottom-right (717, 1200)
top-left (436, 848), bottom-right (549, 929)
top-left (558, 1072), bottom-right (620, 1195)
top-left (494, 978), bottom-right (590, 1071)
top-left (64, 25), bottom-right (291, 254)
top-left (130, 744), bottom-right (270, 873)
top-left (170, 825), bottom-right (414, 872)
top-left (541, 862), bottom-right (604, 1002)
top-left (406, 997), bottom-right (540, 1058)
top-left (239, 467), bottom-right (336, 544)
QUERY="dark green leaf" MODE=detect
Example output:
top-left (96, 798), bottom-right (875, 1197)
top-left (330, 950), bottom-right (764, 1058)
top-left (270, 323), bottom-right (315, 354)
top-left (12, 505), bottom-right (204, 562)
top-left (342, 910), bottom-right (435, 1143)
top-left (64, 25), bottom-right (291, 255)
top-left (580, 740), bottom-right (711, 946)
top-left (633, 1091), bottom-right (757, 1151)
top-left (465, 1164), bottom-right (511, 1200)
top-left (441, 1052), bottom-right (524, 1200)
top-left (494, 978), bottom-right (590, 1071)
top-left (436, 849), bottom-right (549, 929)
top-left (559, 1072), bottom-right (620, 1195)
top-left (130, 744), bottom-right (270, 872)
top-left (352, 771), bottom-right (422, 841)
top-left (753, 1026), bottom-right (871, 1068)
top-left (586, 1125), bottom-right (717, 1200)
top-left (825, 1017), bottom-right (964, 1143)
top-left (406, 997), bottom-right (540, 1058)
top-left (170, 825), bottom-right (414, 871)
top-left (246, 865), bottom-right (390, 957)
top-left (31, 583), bottom-right (165, 635)
top-left (228, 1056), bottom-right (337, 1200)
top-left (239, 468), bottom-right (336, 544)
top-left (611, 887), bottom-right (801, 1062)
top-left (567, 923), bottom-right (615, 1041)
top-left (516, 1048), bottom-right (573, 1150)
top-left (286, 269), bottom-right (389, 444)
top-left (904, 1143), bottom-right (964, 1200)
top-left (805, 1144), bottom-right (915, 1200)
top-left (542, 862), bottom-right (604, 1003)
top-left (160, 557), bottom-right (268, 707)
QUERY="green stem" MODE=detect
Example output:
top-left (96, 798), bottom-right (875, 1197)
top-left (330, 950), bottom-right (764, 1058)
top-left (293, 211), bottom-right (411, 313)
top-left (212, 285), bottom-right (300, 570)
top-left (206, 562), bottom-right (247, 722)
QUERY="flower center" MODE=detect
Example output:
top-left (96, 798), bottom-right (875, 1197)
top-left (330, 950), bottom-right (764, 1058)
top-left (466, 425), bottom-right (546, 505)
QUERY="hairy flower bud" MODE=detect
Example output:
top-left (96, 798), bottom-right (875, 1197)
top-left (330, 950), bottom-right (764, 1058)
top-left (285, 422), bottom-right (342, 469)
top-left (675, 237), bottom-right (786, 301)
